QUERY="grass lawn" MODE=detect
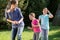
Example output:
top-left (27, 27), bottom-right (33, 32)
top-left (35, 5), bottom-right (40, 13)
top-left (0, 25), bottom-right (60, 40)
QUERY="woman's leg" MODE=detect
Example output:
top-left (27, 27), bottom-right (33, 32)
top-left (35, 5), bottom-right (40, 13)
top-left (33, 33), bottom-right (36, 40)
top-left (11, 28), bottom-right (17, 40)
top-left (17, 25), bottom-right (24, 40)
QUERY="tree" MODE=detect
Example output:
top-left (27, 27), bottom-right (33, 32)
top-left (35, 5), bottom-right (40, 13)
top-left (0, 0), bottom-right (50, 27)
top-left (24, 0), bottom-right (49, 26)
top-left (0, 0), bottom-right (9, 29)
top-left (0, 0), bottom-right (60, 29)
top-left (47, 0), bottom-right (60, 26)
top-left (53, 3), bottom-right (60, 26)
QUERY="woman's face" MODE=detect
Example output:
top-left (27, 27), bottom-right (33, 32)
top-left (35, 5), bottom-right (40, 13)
top-left (10, 4), bottom-right (16, 10)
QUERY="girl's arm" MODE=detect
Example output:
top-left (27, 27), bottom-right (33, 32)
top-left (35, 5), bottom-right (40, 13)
top-left (27, 27), bottom-right (32, 30)
top-left (32, 20), bottom-right (40, 27)
top-left (47, 9), bottom-right (54, 18)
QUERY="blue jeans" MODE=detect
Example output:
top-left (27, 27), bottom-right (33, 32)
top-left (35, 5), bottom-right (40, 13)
top-left (11, 24), bottom-right (24, 40)
top-left (41, 28), bottom-right (49, 40)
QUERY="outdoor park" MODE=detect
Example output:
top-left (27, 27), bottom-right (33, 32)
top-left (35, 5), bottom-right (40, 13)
top-left (0, 0), bottom-right (60, 40)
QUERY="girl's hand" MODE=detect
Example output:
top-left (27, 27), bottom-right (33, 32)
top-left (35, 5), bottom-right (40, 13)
top-left (27, 27), bottom-right (32, 30)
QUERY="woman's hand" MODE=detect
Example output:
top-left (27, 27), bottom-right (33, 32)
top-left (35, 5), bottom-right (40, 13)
top-left (12, 21), bottom-right (19, 24)
top-left (6, 9), bottom-right (11, 13)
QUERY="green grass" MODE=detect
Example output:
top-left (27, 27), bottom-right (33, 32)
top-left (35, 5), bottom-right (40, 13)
top-left (0, 25), bottom-right (60, 40)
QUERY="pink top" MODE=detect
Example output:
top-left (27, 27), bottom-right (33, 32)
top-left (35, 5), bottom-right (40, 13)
top-left (31, 19), bottom-right (41, 32)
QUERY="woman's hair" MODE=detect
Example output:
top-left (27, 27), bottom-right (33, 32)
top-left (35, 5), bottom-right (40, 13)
top-left (10, 0), bottom-right (16, 5)
top-left (5, 1), bottom-right (11, 13)
top-left (5, 0), bottom-right (17, 13)
top-left (29, 12), bottom-right (35, 17)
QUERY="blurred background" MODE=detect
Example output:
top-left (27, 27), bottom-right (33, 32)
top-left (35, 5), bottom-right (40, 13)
top-left (0, 0), bottom-right (60, 29)
top-left (0, 0), bottom-right (60, 40)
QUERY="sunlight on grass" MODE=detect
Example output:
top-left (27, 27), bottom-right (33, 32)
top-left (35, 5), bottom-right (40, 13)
top-left (0, 30), bottom-right (33, 40)
top-left (22, 31), bottom-right (33, 40)
top-left (49, 30), bottom-right (60, 35)
top-left (0, 26), bottom-right (60, 40)
top-left (0, 31), bottom-right (11, 40)
top-left (53, 38), bottom-right (60, 40)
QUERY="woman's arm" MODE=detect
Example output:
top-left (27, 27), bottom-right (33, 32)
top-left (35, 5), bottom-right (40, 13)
top-left (7, 19), bottom-right (16, 24)
top-left (18, 18), bottom-right (24, 23)
top-left (18, 8), bottom-right (24, 24)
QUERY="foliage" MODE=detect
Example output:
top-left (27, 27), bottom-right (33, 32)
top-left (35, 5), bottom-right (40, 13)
top-left (0, 0), bottom-right (9, 29)
top-left (0, 0), bottom-right (60, 29)
top-left (24, 0), bottom-right (49, 26)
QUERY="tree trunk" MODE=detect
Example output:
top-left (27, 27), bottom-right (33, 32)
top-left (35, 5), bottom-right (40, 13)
top-left (53, 4), bottom-right (60, 26)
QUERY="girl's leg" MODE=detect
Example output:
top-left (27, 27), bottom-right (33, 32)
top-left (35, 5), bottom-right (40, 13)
top-left (33, 33), bottom-right (36, 40)
top-left (39, 32), bottom-right (41, 40)
top-left (41, 29), bottom-right (45, 40)
top-left (35, 32), bottom-right (40, 40)
top-left (44, 30), bottom-right (49, 40)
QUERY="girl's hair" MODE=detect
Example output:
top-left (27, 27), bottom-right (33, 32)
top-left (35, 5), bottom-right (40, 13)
top-left (29, 12), bottom-right (35, 17)
top-left (43, 7), bottom-right (47, 11)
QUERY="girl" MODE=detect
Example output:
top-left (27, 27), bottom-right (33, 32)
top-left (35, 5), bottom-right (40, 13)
top-left (39, 8), bottom-right (53, 40)
top-left (28, 12), bottom-right (41, 40)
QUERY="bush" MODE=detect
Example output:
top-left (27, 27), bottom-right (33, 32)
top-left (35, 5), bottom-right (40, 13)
top-left (0, 0), bottom-right (60, 29)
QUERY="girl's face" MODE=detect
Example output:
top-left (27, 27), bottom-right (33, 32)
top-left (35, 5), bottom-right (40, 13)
top-left (42, 8), bottom-right (48, 15)
top-left (29, 15), bottom-right (33, 20)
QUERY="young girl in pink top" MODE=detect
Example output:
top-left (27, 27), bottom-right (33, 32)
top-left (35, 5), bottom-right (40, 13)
top-left (28, 12), bottom-right (41, 40)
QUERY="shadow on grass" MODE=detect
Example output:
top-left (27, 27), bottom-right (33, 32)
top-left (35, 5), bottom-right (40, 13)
top-left (49, 23), bottom-right (60, 31)
top-left (23, 28), bottom-right (32, 32)
top-left (0, 25), bottom-right (60, 32)
top-left (0, 25), bottom-right (60, 40)
top-left (24, 26), bottom-right (60, 32)
top-left (49, 24), bottom-right (60, 40)
top-left (49, 31), bottom-right (60, 40)
top-left (0, 29), bottom-right (11, 32)
top-left (49, 26), bottom-right (60, 31)
top-left (0, 27), bottom-right (32, 32)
